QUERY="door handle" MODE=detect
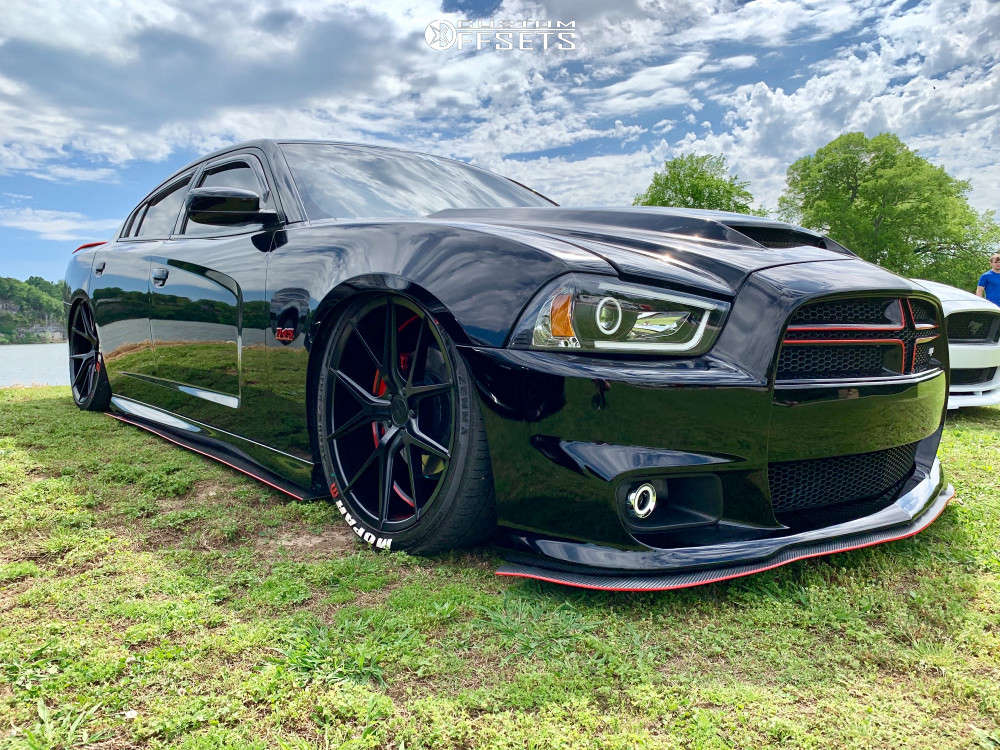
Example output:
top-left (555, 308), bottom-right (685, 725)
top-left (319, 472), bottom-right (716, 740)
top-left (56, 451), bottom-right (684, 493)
top-left (151, 267), bottom-right (169, 287)
top-left (94, 261), bottom-right (106, 276)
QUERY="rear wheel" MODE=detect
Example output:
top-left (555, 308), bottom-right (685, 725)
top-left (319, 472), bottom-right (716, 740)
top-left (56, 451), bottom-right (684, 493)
top-left (68, 301), bottom-right (111, 411)
top-left (315, 294), bottom-right (495, 553)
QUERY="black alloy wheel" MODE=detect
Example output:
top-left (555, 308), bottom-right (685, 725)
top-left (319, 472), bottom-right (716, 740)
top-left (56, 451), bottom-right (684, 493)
top-left (68, 301), bottom-right (111, 410)
top-left (316, 294), bottom-right (494, 553)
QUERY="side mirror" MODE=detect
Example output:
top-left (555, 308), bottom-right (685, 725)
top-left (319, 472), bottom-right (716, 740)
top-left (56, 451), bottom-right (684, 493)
top-left (186, 187), bottom-right (278, 227)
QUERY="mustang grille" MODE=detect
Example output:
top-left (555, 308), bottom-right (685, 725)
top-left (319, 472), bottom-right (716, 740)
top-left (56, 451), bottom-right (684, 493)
top-left (951, 367), bottom-right (998, 387)
top-left (768, 442), bottom-right (919, 515)
top-left (777, 296), bottom-right (941, 382)
top-left (947, 311), bottom-right (1000, 343)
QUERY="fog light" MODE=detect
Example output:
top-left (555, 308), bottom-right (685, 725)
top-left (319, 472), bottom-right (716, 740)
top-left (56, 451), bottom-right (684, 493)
top-left (627, 482), bottom-right (656, 518)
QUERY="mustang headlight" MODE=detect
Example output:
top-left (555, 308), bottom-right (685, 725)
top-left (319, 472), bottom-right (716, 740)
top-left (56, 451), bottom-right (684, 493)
top-left (511, 274), bottom-right (729, 355)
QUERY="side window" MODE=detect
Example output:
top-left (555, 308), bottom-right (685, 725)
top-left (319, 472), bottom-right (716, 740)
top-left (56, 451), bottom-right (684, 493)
top-left (121, 203), bottom-right (147, 238)
top-left (136, 178), bottom-right (190, 238)
top-left (182, 160), bottom-right (270, 235)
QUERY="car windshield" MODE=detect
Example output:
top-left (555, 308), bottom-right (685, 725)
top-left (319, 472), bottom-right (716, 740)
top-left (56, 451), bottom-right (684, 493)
top-left (281, 143), bottom-right (554, 221)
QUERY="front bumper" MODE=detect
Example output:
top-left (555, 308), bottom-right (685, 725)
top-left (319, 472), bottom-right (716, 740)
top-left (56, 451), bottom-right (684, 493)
top-left (461, 260), bottom-right (952, 588)
top-left (496, 460), bottom-right (952, 590)
top-left (947, 342), bottom-right (1000, 409)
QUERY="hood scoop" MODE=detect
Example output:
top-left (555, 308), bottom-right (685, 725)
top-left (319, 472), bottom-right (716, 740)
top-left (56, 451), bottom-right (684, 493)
top-left (431, 207), bottom-right (855, 297)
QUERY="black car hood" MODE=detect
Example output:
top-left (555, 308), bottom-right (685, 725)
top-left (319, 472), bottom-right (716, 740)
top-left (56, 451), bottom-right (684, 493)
top-left (429, 207), bottom-right (858, 297)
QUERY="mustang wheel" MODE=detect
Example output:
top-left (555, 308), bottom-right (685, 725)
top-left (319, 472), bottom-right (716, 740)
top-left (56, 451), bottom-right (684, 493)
top-left (316, 294), bottom-right (495, 553)
top-left (68, 301), bottom-right (111, 411)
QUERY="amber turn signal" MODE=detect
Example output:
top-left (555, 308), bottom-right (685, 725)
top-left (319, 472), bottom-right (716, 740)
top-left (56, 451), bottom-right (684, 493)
top-left (550, 292), bottom-right (575, 338)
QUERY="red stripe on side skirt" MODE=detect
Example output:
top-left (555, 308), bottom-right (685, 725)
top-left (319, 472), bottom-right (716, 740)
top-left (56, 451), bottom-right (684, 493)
top-left (106, 412), bottom-right (305, 501)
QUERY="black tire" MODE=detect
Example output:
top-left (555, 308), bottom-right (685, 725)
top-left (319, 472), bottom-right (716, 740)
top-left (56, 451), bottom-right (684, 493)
top-left (315, 294), bottom-right (495, 554)
top-left (68, 301), bottom-right (111, 411)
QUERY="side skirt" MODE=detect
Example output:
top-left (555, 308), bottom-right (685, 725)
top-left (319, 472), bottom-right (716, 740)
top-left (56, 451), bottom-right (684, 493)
top-left (106, 397), bottom-right (324, 501)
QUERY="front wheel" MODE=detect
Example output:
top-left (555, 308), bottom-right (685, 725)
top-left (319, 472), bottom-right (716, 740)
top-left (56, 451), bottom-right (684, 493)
top-left (315, 294), bottom-right (495, 553)
top-left (68, 301), bottom-right (111, 411)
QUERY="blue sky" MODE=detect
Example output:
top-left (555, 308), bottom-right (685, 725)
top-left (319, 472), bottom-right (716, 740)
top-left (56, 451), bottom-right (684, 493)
top-left (1, 0), bottom-right (997, 282)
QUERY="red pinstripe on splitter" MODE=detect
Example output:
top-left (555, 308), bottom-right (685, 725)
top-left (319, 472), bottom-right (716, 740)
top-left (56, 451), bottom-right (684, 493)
top-left (496, 491), bottom-right (953, 592)
top-left (105, 412), bottom-right (305, 501)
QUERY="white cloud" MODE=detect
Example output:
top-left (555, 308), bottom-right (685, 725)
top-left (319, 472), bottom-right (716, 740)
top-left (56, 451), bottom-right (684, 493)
top-left (0, 0), bottom-right (996, 219)
top-left (489, 147), bottom-right (669, 206)
top-left (0, 207), bottom-right (121, 242)
top-left (27, 165), bottom-right (117, 182)
top-left (652, 118), bottom-right (676, 134)
top-left (664, 0), bottom-right (1000, 211)
top-left (581, 53), bottom-right (706, 114)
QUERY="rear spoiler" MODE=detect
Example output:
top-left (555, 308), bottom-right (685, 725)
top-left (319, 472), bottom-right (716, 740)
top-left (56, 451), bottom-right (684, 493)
top-left (74, 241), bottom-right (107, 254)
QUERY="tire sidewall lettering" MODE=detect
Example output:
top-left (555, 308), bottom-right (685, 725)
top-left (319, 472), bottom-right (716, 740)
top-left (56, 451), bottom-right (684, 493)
top-left (334, 499), bottom-right (392, 549)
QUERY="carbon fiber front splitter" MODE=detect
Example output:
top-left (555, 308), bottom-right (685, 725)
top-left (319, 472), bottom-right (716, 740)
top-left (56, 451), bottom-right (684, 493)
top-left (496, 476), bottom-right (954, 592)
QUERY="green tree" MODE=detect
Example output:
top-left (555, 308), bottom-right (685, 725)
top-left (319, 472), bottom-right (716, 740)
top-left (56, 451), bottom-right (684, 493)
top-left (778, 132), bottom-right (998, 283)
top-left (25, 275), bottom-right (68, 300)
top-left (0, 276), bottom-right (65, 343)
top-left (633, 153), bottom-right (763, 214)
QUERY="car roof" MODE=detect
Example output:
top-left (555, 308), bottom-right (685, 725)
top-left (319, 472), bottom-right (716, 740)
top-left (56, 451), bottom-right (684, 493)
top-left (152, 140), bottom-right (825, 239)
top-left (164, 139), bottom-right (471, 185)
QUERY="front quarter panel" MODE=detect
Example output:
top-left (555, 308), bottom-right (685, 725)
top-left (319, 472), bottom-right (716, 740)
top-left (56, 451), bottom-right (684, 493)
top-left (261, 220), bottom-right (612, 461)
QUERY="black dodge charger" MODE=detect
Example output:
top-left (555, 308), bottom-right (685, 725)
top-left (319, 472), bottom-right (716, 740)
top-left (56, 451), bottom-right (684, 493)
top-left (65, 139), bottom-right (954, 590)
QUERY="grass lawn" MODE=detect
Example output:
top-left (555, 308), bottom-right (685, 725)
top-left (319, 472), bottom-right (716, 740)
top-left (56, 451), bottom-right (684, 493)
top-left (1, 386), bottom-right (998, 749)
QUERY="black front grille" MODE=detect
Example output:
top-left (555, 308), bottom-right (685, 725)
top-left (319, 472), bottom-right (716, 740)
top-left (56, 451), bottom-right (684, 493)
top-left (777, 344), bottom-right (890, 379)
top-left (909, 298), bottom-right (939, 327)
top-left (768, 442), bottom-right (919, 515)
top-left (777, 296), bottom-right (941, 381)
top-left (789, 297), bottom-right (900, 326)
top-left (947, 311), bottom-right (1000, 343)
top-left (913, 340), bottom-right (935, 373)
top-left (951, 367), bottom-right (998, 386)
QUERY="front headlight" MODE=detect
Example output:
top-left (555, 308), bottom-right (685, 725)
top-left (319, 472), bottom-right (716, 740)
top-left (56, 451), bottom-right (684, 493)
top-left (509, 274), bottom-right (729, 355)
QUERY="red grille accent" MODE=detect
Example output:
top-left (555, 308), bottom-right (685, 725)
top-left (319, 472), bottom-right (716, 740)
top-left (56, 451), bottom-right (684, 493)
top-left (778, 297), bottom-right (941, 381)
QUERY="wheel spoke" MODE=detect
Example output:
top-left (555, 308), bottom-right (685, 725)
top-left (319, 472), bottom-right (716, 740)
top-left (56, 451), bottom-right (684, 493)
top-left (83, 305), bottom-right (97, 338)
top-left (72, 359), bottom-right (89, 389)
top-left (383, 298), bottom-right (401, 388)
top-left (72, 326), bottom-right (95, 344)
top-left (406, 381), bottom-right (453, 402)
top-left (333, 368), bottom-right (390, 409)
top-left (343, 444), bottom-right (381, 494)
top-left (407, 426), bottom-right (450, 461)
top-left (70, 351), bottom-right (95, 360)
top-left (404, 443), bottom-right (419, 516)
top-left (328, 408), bottom-right (375, 440)
top-left (350, 323), bottom-right (383, 373)
top-left (85, 362), bottom-right (95, 397)
top-left (406, 317), bottom-right (426, 387)
top-left (377, 432), bottom-right (399, 530)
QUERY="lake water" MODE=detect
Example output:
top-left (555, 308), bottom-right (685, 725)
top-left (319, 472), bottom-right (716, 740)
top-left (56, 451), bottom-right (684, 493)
top-left (0, 343), bottom-right (69, 387)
